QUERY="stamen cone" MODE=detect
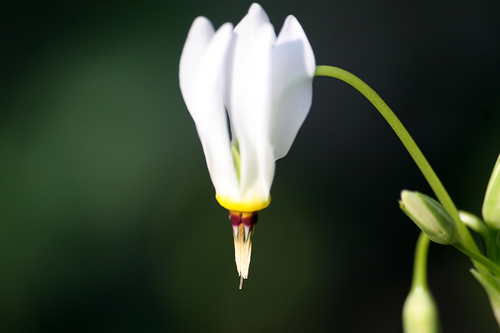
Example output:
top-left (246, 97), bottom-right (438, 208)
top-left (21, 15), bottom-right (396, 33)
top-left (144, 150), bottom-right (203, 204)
top-left (229, 211), bottom-right (258, 289)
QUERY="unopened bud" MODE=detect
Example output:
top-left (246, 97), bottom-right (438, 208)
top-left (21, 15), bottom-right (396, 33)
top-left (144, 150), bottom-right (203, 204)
top-left (400, 190), bottom-right (458, 245)
top-left (402, 286), bottom-right (440, 333)
top-left (471, 268), bottom-right (500, 329)
top-left (482, 154), bottom-right (500, 229)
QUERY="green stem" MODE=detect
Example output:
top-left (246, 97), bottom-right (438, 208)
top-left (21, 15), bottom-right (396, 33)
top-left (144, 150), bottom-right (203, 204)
top-left (315, 65), bottom-right (478, 252)
top-left (411, 232), bottom-right (431, 290)
top-left (454, 241), bottom-right (500, 277)
top-left (487, 229), bottom-right (500, 264)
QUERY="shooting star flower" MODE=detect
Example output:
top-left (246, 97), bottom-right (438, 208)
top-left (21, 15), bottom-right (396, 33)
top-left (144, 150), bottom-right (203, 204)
top-left (179, 3), bottom-right (315, 288)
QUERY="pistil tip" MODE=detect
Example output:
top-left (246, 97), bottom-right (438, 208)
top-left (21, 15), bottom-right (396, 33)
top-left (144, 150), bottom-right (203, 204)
top-left (239, 276), bottom-right (244, 290)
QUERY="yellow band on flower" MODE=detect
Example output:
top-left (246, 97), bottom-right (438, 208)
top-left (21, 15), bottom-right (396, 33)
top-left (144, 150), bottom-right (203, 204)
top-left (216, 195), bottom-right (271, 213)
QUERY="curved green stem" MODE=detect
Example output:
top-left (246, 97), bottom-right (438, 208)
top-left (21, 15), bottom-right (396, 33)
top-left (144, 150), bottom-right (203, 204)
top-left (315, 65), bottom-right (478, 252)
top-left (411, 232), bottom-right (431, 290)
top-left (454, 241), bottom-right (500, 277)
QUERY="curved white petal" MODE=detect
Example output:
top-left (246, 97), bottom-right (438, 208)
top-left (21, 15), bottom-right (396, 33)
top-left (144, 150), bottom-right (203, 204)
top-left (179, 17), bottom-right (214, 112)
top-left (225, 3), bottom-right (276, 203)
top-left (179, 20), bottom-right (239, 199)
top-left (270, 15), bottom-right (316, 160)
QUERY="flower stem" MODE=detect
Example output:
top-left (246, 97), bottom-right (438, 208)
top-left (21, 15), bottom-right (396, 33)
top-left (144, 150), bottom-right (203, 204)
top-left (411, 232), bottom-right (431, 290)
top-left (315, 65), bottom-right (478, 252)
top-left (454, 241), bottom-right (500, 277)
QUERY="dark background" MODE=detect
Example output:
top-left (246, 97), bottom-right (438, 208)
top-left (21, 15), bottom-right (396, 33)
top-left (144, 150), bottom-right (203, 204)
top-left (1, 0), bottom-right (499, 331)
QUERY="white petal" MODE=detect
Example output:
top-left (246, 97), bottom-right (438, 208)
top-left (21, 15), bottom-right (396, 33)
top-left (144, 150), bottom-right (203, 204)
top-left (270, 15), bottom-right (316, 160)
top-left (179, 20), bottom-right (240, 199)
top-left (225, 3), bottom-right (271, 117)
top-left (226, 4), bottom-right (276, 202)
top-left (179, 17), bottom-right (214, 112)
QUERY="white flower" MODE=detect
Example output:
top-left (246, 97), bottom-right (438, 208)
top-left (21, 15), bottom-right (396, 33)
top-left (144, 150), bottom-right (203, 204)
top-left (179, 3), bottom-right (315, 287)
top-left (179, 3), bottom-right (315, 213)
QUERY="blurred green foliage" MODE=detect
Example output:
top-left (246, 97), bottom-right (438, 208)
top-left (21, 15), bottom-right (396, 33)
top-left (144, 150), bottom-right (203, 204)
top-left (1, 0), bottom-right (499, 332)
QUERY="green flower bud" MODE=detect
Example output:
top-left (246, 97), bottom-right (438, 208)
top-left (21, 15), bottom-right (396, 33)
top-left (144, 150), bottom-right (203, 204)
top-left (483, 154), bottom-right (500, 229)
top-left (400, 190), bottom-right (458, 245)
top-left (471, 269), bottom-right (500, 329)
top-left (402, 286), bottom-right (440, 333)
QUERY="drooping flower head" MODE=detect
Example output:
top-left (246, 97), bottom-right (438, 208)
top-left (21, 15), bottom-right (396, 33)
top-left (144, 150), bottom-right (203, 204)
top-left (179, 3), bottom-right (315, 287)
